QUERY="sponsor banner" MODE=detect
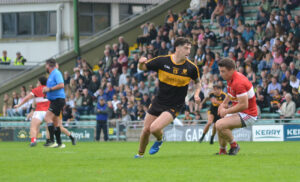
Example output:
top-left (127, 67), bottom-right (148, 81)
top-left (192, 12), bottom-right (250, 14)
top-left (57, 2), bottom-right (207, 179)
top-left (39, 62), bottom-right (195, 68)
top-left (164, 125), bottom-right (251, 142)
top-left (284, 125), bottom-right (300, 141)
top-left (252, 125), bottom-right (283, 141)
top-left (0, 128), bottom-right (14, 141)
top-left (14, 128), bottom-right (94, 142)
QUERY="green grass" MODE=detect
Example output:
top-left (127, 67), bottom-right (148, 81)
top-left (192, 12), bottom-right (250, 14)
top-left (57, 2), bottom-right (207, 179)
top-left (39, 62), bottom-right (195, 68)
top-left (1, 142), bottom-right (300, 182)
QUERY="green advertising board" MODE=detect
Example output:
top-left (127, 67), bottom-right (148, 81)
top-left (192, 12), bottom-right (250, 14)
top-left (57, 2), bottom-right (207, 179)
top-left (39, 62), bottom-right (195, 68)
top-left (14, 128), bottom-right (94, 142)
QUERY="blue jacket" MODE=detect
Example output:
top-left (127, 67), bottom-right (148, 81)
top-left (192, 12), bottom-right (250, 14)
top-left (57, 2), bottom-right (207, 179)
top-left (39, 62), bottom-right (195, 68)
top-left (96, 103), bottom-right (108, 121)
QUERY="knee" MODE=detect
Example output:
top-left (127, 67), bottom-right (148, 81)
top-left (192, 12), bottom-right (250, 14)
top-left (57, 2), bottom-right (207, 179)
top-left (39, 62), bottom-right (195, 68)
top-left (150, 125), bottom-right (160, 134)
top-left (215, 121), bottom-right (224, 131)
top-left (142, 127), bottom-right (151, 135)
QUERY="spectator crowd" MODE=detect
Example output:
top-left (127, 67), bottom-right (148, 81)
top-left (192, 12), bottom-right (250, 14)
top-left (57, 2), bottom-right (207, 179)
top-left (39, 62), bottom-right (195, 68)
top-left (2, 0), bottom-right (300, 124)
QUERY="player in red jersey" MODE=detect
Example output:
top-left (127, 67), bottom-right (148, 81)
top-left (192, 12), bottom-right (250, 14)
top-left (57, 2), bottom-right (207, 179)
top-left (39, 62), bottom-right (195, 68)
top-left (15, 77), bottom-right (76, 147)
top-left (14, 77), bottom-right (50, 147)
top-left (216, 58), bottom-right (257, 155)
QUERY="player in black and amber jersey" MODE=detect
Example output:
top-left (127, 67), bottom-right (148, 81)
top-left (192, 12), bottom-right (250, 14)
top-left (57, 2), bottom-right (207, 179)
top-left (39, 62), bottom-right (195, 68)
top-left (199, 84), bottom-right (226, 144)
top-left (134, 37), bottom-right (201, 158)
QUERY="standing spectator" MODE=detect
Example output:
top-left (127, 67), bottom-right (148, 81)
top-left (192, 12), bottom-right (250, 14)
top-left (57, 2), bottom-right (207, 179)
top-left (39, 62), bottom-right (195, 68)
top-left (118, 36), bottom-right (129, 56)
top-left (119, 66), bottom-right (128, 86)
top-left (96, 97), bottom-right (109, 141)
top-left (268, 77), bottom-right (282, 96)
top-left (280, 93), bottom-right (296, 122)
top-left (14, 52), bottom-right (26, 66)
top-left (0, 50), bottom-right (11, 64)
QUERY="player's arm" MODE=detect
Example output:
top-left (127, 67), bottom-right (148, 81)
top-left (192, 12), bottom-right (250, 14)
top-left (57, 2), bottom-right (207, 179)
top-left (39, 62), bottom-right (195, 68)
top-left (218, 95), bottom-right (230, 114)
top-left (14, 93), bottom-right (34, 109)
top-left (220, 95), bottom-right (248, 117)
top-left (138, 56), bottom-right (148, 71)
top-left (194, 78), bottom-right (202, 105)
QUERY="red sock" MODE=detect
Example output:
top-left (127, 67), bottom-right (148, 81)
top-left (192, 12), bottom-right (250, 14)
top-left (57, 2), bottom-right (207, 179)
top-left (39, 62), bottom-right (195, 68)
top-left (230, 141), bottom-right (237, 148)
top-left (31, 137), bottom-right (36, 143)
top-left (219, 148), bottom-right (227, 154)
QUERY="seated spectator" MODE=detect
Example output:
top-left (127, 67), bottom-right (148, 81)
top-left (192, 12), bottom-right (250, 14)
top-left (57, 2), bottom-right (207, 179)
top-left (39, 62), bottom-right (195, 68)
top-left (128, 54), bottom-right (139, 76)
top-left (270, 89), bottom-right (282, 113)
top-left (246, 67), bottom-right (256, 84)
top-left (292, 88), bottom-right (300, 108)
top-left (242, 24), bottom-right (255, 43)
top-left (101, 50), bottom-right (113, 71)
top-left (141, 93), bottom-right (151, 107)
top-left (77, 89), bottom-right (93, 115)
top-left (204, 27), bottom-right (217, 47)
top-left (0, 50), bottom-right (11, 65)
top-left (183, 109), bottom-right (194, 125)
top-left (138, 81), bottom-right (149, 95)
top-left (280, 93), bottom-right (296, 122)
top-left (281, 78), bottom-right (293, 93)
top-left (268, 77), bottom-right (282, 97)
top-left (117, 50), bottom-right (128, 68)
top-left (289, 62), bottom-right (299, 76)
top-left (256, 85), bottom-right (269, 110)
top-left (111, 43), bottom-right (119, 58)
top-left (14, 52), bottom-right (26, 66)
top-left (2, 93), bottom-right (9, 117)
top-left (88, 75), bottom-right (100, 94)
top-left (158, 41), bottom-right (169, 56)
top-left (62, 104), bottom-right (73, 122)
top-left (111, 94), bottom-right (121, 112)
top-left (290, 75), bottom-right (300, 89)
top-left (210, 1), bottom-right (224, 24)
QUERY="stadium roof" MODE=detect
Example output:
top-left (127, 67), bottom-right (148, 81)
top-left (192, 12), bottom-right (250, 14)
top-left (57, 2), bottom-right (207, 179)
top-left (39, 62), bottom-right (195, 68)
top-left (0, 0), bottom-right (160, 4)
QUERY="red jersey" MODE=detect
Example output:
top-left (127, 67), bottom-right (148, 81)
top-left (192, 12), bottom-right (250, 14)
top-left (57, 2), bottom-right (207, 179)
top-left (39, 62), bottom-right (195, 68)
top-left (227, 71), bottom-right (257, 117)
top-left (31, 85), bottom-right (50, 111)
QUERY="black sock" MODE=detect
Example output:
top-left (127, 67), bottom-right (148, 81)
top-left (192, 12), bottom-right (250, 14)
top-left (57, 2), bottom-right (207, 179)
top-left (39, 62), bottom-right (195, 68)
top-left (47, 123), bottom-right (55, 142)
top-left (200, 133), bottom-right (206, 139)
top-left (54, 127), bottom-right (62, 145)
top-left (69, 135), bottom-right (74, 140)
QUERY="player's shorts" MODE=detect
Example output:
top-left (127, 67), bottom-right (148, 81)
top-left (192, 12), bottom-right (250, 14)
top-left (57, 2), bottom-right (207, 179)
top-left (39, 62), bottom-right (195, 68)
top-left (225, 112), bottom-right (257, 127)
top-left (49, 98), bottom-right (65, 116)
top-left (32, 111), bottom-right (46, 122)
top-left (207, 106), bottom-right (221, 123)
top-left (147, 100), bottom-right (182, 119)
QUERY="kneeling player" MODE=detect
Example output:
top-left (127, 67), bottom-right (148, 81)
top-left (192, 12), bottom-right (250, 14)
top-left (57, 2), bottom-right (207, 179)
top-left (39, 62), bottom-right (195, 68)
top-left (199, 84), bottom-right (226, 144)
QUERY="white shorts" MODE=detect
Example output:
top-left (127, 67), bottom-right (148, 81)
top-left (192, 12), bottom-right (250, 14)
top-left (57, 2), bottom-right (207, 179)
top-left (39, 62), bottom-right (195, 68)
top-left (32, 111), bottom-right (46, 122)
top-left (225, 112), bottom-right (257, 127)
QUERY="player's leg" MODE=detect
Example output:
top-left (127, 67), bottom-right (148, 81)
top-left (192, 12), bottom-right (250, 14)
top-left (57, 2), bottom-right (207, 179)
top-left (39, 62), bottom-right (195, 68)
top-left (53, 116), bottom-right (65, 148)
top-left (215, 114), bottom-right (242, 155)
top-left (210, 122), bottom-right (217, 144)
top-left (29, 117), bottom-right (42, 147)
top-left (149, 111), bottom-right (173, 140)
top-left (59, 119), bottom-right (76, 145)
top-left (148, 111), bottom-right (174, 155)
top-left (44, 111), bottom-right (56, 145)
top-left (136, 113), bottom-right (157, 157)
top-left (199, 113), bottom-right (214, 143)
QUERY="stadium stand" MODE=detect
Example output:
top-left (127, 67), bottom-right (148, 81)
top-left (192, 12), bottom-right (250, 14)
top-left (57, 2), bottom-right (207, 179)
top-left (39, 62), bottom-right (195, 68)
top-left (1, 0), bottom-right (300, 130)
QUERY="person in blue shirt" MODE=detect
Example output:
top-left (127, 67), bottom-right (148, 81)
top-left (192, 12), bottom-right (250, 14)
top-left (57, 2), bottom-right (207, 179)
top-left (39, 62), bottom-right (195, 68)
top-left (242, 24), bottom-right (254, 43)
top-left (96, 97), bottom-right (109, 141)
top-left (43, 58), bottom-right (66, 148)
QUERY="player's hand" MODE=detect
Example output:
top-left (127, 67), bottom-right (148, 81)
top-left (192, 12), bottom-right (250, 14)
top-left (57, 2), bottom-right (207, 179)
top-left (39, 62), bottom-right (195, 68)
top-left (194, 95), bottom-right (201, 105)
top-left (14, 104), bottom-right (20, 109)
top-left (43, 87), bottom-right (50, 93)
top-left (219, 107), bottom-right (227, 118)
top-left (139, 56), bottom-right (147, 64)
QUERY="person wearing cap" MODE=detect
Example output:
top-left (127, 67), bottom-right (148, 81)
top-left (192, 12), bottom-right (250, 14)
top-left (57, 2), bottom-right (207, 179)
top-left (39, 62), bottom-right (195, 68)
top-left (96, 97), bottom-right (109, 141)
top-left (0, 50), bottom-right (11, 65)
top-left (14, 52), bottom-right (26, 66)
top-left (199, 84), bottom-right (226, 144)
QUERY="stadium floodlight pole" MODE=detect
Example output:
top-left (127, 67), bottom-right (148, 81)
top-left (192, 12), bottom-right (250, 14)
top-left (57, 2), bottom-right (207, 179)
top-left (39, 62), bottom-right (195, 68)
top-left (73, 0), bottom-right (80, 56)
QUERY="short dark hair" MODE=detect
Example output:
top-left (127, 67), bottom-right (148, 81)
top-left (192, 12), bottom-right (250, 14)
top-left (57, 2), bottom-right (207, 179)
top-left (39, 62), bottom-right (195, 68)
top-left (38, 76), bottom-right (47, 86)
top-left (46, 58), bottom-right (56, 68)
top-left (218, 58), bottom-right (236, 70)
top-left (174, 37), bottom-right (191, 49)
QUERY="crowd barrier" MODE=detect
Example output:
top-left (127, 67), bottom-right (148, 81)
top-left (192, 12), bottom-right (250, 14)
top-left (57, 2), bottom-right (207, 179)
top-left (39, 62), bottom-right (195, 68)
top-left (0, 119), bottom-right (300, 142)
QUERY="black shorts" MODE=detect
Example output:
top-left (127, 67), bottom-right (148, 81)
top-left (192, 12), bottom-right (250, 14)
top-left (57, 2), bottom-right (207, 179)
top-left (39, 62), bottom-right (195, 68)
top-left (208, 106), bottom-right (221, 123)
top-left (147, 100), bottom-right (182, 119)
top-left (49, 98), bottom-right (65, 116)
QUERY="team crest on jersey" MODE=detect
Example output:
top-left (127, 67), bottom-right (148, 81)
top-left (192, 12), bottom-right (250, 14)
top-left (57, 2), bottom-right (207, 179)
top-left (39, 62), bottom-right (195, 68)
top-left (182, 69), bottom-right (188, 75)
top-left (173, 67), bottom-right (179, 74)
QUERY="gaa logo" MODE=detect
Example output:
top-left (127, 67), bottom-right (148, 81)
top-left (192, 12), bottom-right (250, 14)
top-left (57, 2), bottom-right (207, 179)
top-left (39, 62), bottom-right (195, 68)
top-left (17, 130), bottom-right (28, 139)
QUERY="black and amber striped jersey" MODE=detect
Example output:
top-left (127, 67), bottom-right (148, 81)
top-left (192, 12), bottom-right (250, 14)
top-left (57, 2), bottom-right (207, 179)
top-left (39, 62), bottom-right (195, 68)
top-left (209, 91), bottom-right (227, 108)
top-left (145, 54), bottom-right (200, 107)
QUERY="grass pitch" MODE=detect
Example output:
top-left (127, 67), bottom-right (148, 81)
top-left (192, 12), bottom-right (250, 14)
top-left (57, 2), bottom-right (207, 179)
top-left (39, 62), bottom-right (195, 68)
top-left (0, 142), bottom-right (299, 182)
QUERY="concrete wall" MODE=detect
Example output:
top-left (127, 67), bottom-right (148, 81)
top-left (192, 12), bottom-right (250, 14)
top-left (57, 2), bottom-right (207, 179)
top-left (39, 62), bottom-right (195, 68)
top-left (0, 0), bottom-right (190, 114)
